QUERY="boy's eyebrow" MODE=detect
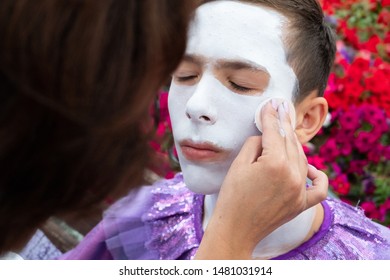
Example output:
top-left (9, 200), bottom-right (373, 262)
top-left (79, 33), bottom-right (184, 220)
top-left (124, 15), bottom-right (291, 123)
top-left (181, 54), bottom-right (204, 65)
top-left (181, 55), bottom-right (270, 76)
top-left (216, 59), bottom-right (269, 74)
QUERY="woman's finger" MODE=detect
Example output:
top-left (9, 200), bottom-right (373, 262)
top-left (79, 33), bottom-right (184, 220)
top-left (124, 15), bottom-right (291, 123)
top-left (306, 164), bottom-right (328, 208)
top-left (260, 101), bottom-right (287, 156)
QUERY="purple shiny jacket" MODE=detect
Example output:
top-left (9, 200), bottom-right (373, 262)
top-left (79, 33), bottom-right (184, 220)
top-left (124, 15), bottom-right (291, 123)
top-left (60, 173), bottom-right (390, 260)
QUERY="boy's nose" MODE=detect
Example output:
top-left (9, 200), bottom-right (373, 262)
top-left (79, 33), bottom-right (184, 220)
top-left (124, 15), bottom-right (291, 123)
top-left (185, 110), bottom-right (215, 123)
top-left (185, 101), bottom-right (216, 124)
top-left (185, 84), bottom-right (217, 125)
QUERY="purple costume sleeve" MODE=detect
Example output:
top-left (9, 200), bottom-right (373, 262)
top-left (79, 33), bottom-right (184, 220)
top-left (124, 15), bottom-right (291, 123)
top-left (58, 222), bottom-right (113, 260)
top-left (59, 186), bottom-right (156, 260)
top-left (101, 174), bottom-right (203, 260)
top-left (102, 186), bottom-right (159, 259)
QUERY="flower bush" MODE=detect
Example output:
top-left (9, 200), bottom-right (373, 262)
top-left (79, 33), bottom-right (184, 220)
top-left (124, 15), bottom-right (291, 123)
top-left (151, 0), bottom-right (390, 226)
top-left (149, 91), bottom-right (180, 180)
top-left (310, 0), bottom-right (390, 225)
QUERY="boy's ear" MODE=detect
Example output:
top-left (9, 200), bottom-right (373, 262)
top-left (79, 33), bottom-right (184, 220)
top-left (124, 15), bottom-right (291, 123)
top-left (294, 91), bottom-right (328, 144)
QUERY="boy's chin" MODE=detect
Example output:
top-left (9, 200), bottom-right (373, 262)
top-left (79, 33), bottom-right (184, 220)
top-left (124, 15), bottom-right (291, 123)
top-left (179, 159), bottom-right (232, 194)
top-left (182, 169), bottom-right (224, 195)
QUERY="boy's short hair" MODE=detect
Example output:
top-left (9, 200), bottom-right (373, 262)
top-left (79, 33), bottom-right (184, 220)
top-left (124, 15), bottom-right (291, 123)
top-left (243, 0), bottom-right (336, 102)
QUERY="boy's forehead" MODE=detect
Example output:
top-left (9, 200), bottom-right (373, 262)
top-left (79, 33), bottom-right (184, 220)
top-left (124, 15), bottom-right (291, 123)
top-left (187, 0), bottom-right (290, 73)
top-left (191, 1), bottom-right (287, 34)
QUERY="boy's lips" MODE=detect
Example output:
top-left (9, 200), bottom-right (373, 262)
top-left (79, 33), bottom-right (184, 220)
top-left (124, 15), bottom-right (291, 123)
top-left (179, 140), bottom-right (229, 162)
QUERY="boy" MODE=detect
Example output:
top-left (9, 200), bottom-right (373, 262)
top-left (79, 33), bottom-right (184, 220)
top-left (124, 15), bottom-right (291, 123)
top-left (62, 0), bottom-right (390, 259)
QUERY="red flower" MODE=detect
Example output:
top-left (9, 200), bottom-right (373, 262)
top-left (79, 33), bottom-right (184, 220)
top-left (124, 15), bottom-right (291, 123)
top-left (360, 35), bottom-right (381, 53)
top-left (366, 69), bottom-right (390, 95)
top-left (350, 57), bottom-right (370, 72)
top-left (341, 25), bottom-right (360, 49)
top-left (383, 0), bottom-right (390, 7)
top-left (330, 174), bottom-right (351, 195)
top-left (325, 91), bottom-right (347, 110)
top-left (378, 9), bottom-right (390, 25)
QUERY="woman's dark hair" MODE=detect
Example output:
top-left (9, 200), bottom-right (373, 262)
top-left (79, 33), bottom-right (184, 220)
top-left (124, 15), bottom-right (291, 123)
top-left (0, 0), bottom-right (200, 253)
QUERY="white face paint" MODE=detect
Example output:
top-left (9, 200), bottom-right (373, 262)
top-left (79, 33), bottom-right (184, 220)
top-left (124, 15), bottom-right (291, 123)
top-left (168, 0), bottom-right (297, 194)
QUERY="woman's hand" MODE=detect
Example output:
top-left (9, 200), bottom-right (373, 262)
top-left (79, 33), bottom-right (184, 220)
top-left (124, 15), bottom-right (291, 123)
top-left (195, 100), bottom-right (328, 259)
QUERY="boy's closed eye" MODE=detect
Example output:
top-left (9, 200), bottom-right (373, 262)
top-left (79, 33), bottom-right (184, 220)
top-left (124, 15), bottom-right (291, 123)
top-left (172, 61), bottom-right (200, 86)
top-left (175, 74), bottom-right (199, 83)
top-left (229, 80), bottom-right (252, 93)
top-left (222, 69), bottom-right (270, 96)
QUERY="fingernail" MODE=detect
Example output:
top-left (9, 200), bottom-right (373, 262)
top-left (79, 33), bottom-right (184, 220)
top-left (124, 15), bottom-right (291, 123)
top-left (283, 101), bottom-right (289, 113)
top-left (271, 99), bottom-right (279, 110)
top-left (278, 102), bottom-right (286, 119)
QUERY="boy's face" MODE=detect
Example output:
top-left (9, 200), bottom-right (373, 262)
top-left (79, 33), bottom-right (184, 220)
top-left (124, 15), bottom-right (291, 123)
top-left (168, 1), bottom-right (297, 194)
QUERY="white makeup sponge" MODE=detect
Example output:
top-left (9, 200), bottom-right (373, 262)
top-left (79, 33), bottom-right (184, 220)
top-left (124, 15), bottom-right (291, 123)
top-left (254, 98), bottom-right (296, 133)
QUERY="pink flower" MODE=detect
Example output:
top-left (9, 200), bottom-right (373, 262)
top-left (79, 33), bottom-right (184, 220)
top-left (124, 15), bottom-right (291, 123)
top-left (354, 131), bottom-right (376, 153)
top-left (363, 107), bottom-right (388, 133)
top-left (367, 146), bottom-right (383, 163)
top-left (164, 171), bottom-right (175, 179)
top-left (383, 146), bottom-right (390, 160)
top-left (156, 122), bottom-right (167, 137)
top-left (348, 159), bottom-right (369, 175)
top-left (320, 138), bottom-right (340, 162)
top-left (335, 128), bottom-right (355, 145)
top-left (381, 199), bottom-right (390, 211)
top-left (149, 140), bottom-right (161, 152)
top-left (307, 155), bottom-right (327, 170)
top-left (331, 162), bottom-right (343, 175)
top-left (158, 92), bottom-right (170, 121)
top-left (159, 91), bottom-right (169, 111)
top-left (338, 110), bottom-right (360, 131)
top-left (361, 201), bottom-right (382, 220)
top-left (339, 142), bottom-right (352, 156)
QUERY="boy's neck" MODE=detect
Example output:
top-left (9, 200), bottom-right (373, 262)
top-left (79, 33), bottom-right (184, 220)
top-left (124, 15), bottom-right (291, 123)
top-left (202, 193), bottom-right (324, 259)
